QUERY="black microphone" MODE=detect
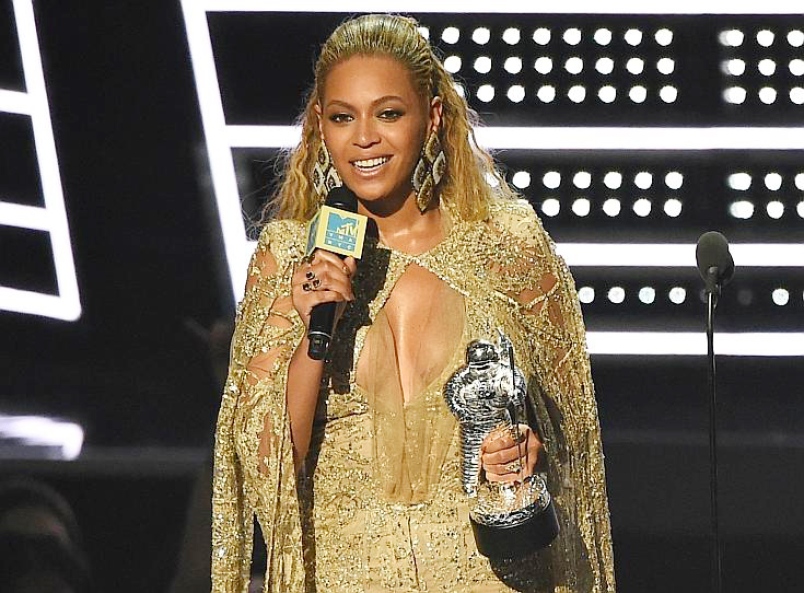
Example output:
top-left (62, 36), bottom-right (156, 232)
top-left (307, 186), bottom-right (359, 360)
top-left (695, 231), bottom-right (735, 295)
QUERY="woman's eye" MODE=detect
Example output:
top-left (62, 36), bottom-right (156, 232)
top-left (329, 113), bottom-right (352, 123)
top-left (379, 109), bottom-right (403, 120)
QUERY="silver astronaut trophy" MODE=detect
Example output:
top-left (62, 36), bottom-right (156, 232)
top-left (443, 330), bottom-right (558, 559)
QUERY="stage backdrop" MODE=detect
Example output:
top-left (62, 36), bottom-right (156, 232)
top-left (1, 2), bottom-right (803, 591)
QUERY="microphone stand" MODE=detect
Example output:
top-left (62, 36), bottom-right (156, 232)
top-left (705, 267), bottom-right (722, 593)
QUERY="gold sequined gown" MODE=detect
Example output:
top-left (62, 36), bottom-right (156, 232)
top-left (212, 200), bottom-right (616, 592)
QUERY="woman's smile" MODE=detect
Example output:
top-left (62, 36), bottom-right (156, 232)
top-left (351, 155), bottom-right (392, 174)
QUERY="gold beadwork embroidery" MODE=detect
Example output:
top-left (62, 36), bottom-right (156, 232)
top-left (212, 203), bottom-right (616, 592)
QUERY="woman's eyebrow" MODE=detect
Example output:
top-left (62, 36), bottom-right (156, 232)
top-left (325, 95), bottom-right (408, 110)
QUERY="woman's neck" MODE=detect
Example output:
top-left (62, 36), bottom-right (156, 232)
top-left (358, 192), bottom-right (445, 255)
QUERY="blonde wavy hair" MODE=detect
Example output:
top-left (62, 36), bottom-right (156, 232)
top-left (266, 13), bottom-right (517, 223)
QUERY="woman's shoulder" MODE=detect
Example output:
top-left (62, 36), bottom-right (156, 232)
top-left (258, 218), bottom-right (307, 241)
top-left (485, 197), bottom-right (550, 246)
top-left (257, 218), bottom-right (307, 251)
top-left (478, 198), bottom-right (562, 286)
top-left (251, 218), bottom-right (308, 271)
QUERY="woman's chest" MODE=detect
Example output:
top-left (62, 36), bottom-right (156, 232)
top-left (326, 257), bottom-right (514, 411)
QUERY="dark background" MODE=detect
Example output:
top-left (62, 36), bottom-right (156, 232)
top-left (1, 3), bottom-right (803, 591)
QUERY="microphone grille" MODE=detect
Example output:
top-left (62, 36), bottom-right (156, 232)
top-left (324, 186), bottom-right (358, 212)
top-left (695, 231), bottom-right (735, 285)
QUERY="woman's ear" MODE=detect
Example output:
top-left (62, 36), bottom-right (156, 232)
top-left (314, 103), bottom-right (324, 141)
top-left (429, 96), bottom-right (443, 133)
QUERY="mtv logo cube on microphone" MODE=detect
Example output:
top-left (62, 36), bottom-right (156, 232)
top-left (305, 205), bottom-right (367, 259)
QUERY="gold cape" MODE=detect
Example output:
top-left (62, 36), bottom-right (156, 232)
top-left (212, 200), bottom-right (616, 592)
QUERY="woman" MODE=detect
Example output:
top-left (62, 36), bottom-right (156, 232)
top-left (212, 14), bottom-right (615, 592)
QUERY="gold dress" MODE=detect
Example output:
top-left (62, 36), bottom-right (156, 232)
top-left (211, 199), bottom-right (616, 592)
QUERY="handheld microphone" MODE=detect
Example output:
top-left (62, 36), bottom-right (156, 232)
top-left (695, 231), bottom-right (735, 296)
top-left (306, 186), bottom-right (366, 360)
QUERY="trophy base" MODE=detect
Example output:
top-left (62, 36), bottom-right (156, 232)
top-left (470, 497), bottom-right (559, 559)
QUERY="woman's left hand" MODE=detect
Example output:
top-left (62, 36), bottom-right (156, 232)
top-left (480, 424), bottom-right (543, 483)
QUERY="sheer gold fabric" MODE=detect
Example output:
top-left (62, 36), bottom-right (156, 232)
top-left (212, 200), bottom-right (616, 592)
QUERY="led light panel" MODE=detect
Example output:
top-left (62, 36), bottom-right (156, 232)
top-left (556, 244), bottom-right (804, 268)
top-left (226, 125), bottom-right (804, 151)
top-left (182, 2), bottom-right (804, 355)
top-left (0, 0), bottom-right (80, 321)
top-left (193, 0), bottom-right (802, 15)
top-left (587, 332), bottom-right (804, 357)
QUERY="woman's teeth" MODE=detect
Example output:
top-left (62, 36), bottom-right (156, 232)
top-left (353, 156), bottom-right (389, 170)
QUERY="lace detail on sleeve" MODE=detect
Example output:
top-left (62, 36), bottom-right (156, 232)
top-left (212, 221), bottom-right (306, 592)
top-left (488, 201), bottom-right (616, 592)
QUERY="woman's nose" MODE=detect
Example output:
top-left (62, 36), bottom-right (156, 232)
top-left (353, 117), bottom-right (380, 147)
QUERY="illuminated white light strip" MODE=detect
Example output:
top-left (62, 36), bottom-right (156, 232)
top-left (0, 89), bottom-right (30, 115)
top-left (477, 127), bottom-right (804, 151)
top-left (0, 288), bottom-right (70, 319)
top-left (235, 239), bottom-right (804, 270)
top-left (587, 332), bottom-right (804, 357)
top-left (1, 0), bottom-right (81, 321)
top-left (183, 3), bottom-right (804, 356)
top-left (182, 0), bottom-right (251, 294)
top-left (556, 244), bottom-right (804, 268)
top-left (0, 414), bottom-right (84, 460)
top-left (0, 203), bottom-right (51, 231)
top-left (227, 125), bottom-right (804, 151)
top-left (198, 0), bottom-right (801, 15)
top-left (226, 125), bottom-right (299, 149)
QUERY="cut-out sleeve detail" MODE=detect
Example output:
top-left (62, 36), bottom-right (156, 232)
top-left (211, 221), bottom-right (307, 592)
top-left (488, 201), bottom-right (616, 592)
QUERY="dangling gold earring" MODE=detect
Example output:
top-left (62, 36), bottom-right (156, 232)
top-left (411, 129), bottom-right (447, 213)
top-left (312, 140), bottom-right (342, 202)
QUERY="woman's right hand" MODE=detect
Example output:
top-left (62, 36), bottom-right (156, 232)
top-left (291, 251), bottom-right (357, 331)
top-left (287, 252), bottom-right (356, 467)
